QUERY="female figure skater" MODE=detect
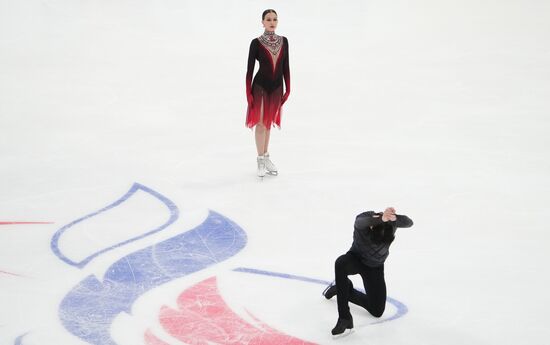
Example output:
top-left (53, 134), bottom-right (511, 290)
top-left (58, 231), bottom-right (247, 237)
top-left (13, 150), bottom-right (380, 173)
top-left (245, 9), bottom-right (290, 177)
top-left (323, 207), bottom-right (413, 336)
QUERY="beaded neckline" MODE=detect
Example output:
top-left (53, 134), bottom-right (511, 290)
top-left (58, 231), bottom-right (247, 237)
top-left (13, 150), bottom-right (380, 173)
top-left (258, 31), bottom-right (283, 57)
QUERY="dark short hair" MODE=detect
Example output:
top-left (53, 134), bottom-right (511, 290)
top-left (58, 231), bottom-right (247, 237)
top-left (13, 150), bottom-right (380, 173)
top-left (370, 222), bottom-right (395, 245)
top-left (262, 9), bottom-right (277, 20)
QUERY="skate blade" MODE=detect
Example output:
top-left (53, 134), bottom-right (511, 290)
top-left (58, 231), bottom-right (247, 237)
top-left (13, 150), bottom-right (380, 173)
top-left (332, 328), bottom-right (354, 339)
top-left (266, 171), bottom-right (278, 176)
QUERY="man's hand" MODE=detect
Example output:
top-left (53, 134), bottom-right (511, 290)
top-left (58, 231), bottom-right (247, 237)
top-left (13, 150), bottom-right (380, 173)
top-left (382, 207), bottom-right (397, 222)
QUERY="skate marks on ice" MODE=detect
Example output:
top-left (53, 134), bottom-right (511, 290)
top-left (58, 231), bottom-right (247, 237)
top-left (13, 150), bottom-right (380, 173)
top-left (58, 211), bottom-right (247, 344)
top-left (32, 182), bottom-right (247, 345)
top-left (143, 266), bottom-right (407, 345)
top-left (11, 182), bottom-right (408, 344)
top-left (2, 222), bottom-right (51, 281)
top-left (234, 267), bottom-right (408, 325)
top-left (13, 333), bottom-right (28, 345)
top-left (0, 222), bottom-right (54, 225)
top-left (0, 269), bottom-right (25, 278)
top-left (50, 183), bottom-right (179, 268)
top-left (144, 276), bottom-right (315, 345)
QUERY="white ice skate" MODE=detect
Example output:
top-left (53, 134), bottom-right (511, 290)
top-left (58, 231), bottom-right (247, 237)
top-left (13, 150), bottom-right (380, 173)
top-left (257, 156), bottom-right (267, 178)
top-left (263, 153), bottom-right (278, 176)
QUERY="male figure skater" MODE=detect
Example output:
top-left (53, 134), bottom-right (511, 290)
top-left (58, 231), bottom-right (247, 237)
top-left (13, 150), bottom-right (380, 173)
top-left (323, 207), bottom-right (413, 335)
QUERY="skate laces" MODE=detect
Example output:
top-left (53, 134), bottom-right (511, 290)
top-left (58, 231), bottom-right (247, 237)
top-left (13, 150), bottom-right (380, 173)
top-left (263, 154), bottom-right (276, 171)
top-left (257, 156), bottom-right (265, 167)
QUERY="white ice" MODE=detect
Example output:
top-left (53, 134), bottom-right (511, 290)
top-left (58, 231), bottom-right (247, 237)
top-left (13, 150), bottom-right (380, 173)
top-left (1, 0), bottom-right (549, 344)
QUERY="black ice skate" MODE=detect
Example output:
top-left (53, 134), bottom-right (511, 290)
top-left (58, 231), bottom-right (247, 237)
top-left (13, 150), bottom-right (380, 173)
top-left (322, 282), bottom-right (337, 300)
top-left (331, 317), bottom-right (354, 336)
top-left (323, 280), bottom-right (354, 300)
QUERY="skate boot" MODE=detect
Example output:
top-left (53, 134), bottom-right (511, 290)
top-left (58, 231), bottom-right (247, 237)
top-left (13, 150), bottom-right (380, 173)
top-left (323, 279), bottom-right (353, 300)
top-left (322, 282), bottom-right (337, 300)
top-left (331, 316), bottom-right (354, 336)
top-left (263, 153), bottom-right (278, 176)
top-left (257, 156), bottom-right (266, 178)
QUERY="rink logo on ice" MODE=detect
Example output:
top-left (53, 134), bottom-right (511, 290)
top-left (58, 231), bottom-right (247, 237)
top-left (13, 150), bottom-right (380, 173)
top-left (143, 270), bottom-right (408, 345)
top-left (144, 276), bottom-right (315, 345)
top-left (50, 183), bottom-right (180, 268)
top-left (58, 210), bottom-right (249, 345)
top-left (14, 183), bottom-right (407, 344)
top-left (48, 183), bottom-right (250, 345)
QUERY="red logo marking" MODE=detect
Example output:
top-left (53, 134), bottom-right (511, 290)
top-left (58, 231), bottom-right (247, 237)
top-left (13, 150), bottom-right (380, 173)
top-left (0, 222), bottom-right (54, 225)
top-left (145, 276), bottom-right (316, 345)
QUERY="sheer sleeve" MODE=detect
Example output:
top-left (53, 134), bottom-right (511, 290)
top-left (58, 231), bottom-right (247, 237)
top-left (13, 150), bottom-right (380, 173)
top-left (283, 37), bottom-right (290, 94)
top-left (246, 39), bottom-right (258, 99)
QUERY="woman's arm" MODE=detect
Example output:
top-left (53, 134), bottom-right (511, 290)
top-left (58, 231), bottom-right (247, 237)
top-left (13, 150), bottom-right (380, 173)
top-left (246, 39), bottom-right (258, 104)
top-left (282, 37), bottom-right (290, 104)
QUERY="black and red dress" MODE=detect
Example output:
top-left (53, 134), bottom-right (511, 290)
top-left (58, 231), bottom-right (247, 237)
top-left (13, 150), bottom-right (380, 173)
top-left (245, 31), bottom-right (290, 129)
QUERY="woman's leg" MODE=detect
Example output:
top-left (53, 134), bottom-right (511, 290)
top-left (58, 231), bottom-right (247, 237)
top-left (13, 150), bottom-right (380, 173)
top-left (255, 124), bottom-right (266, 155)
top-left (263, 128), bottom-right (271, 155)
top-left (254, 96), bottom-right (267, 155)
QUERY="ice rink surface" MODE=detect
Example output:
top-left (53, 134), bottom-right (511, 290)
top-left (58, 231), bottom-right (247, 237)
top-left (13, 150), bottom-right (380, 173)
top-left (1, 0), bottom-right (549, 344)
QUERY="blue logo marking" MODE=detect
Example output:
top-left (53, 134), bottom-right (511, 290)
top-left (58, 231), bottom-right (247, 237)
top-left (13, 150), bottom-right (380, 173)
top-left (13, 183), bottom-right (408, 344)
top-left (50, 183), bottom-right (179, 268)
top-left (233, 267), bottom-right (408, 324)
top-left (58, 210), bottom-right (247, 345)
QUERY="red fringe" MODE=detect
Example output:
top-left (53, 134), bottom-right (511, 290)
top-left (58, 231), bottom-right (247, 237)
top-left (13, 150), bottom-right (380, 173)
top-left (246, 85), bottom-right (283, 129)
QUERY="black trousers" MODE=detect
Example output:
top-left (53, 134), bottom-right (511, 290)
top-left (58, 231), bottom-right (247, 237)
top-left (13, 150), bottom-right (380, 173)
top-left (334, 251), bottom-right (386, 319)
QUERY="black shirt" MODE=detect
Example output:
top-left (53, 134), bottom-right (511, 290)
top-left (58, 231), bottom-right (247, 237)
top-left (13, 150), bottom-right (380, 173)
top-left (350, 211), bottom-right (414, 267)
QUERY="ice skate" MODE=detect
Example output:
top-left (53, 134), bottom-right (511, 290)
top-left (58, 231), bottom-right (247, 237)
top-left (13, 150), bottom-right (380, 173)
top-left (263, 153), bottom-right (278, 176)
top-left (324, 279), bottom-right (354, 300)
top-left (331, 317), bottom-right (354, 337)
top-left (257, 156), bottom-right (267, 178)
top-left (322, 282), bottom-right (337, 300)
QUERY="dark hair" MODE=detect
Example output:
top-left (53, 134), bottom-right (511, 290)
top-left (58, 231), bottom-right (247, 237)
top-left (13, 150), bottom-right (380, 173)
top-left (369, 222), bottom-right (395, 245)
top-left (262, 9), bottom-right (277, 20)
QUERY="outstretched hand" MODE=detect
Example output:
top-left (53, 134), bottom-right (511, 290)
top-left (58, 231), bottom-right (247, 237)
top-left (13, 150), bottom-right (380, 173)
top-left (382, 207), bottom-right (397, 222)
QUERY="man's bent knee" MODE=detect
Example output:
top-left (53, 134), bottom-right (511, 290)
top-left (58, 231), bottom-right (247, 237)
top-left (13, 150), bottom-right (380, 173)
top-left (369, 304), bottom-right (385, 318)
